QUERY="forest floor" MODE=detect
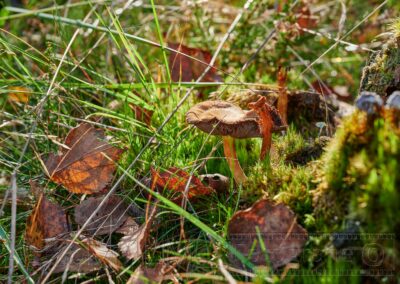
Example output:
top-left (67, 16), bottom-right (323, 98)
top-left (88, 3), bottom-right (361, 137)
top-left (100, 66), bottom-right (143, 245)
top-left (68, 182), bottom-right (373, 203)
top-left (0, 0), bottom-right (399, 283)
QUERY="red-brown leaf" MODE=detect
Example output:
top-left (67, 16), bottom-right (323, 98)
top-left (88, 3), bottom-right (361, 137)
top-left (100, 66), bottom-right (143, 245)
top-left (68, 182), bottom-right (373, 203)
top-left (168, 43), bottom-right (221, 82)
top-left (25, 193), bottom-right (69, 251)
top-left (45, 123), bottom-right (124, 194)
top-left (150, 167), bottom-right (215, 201)
top-left (228, 199), bottom-right (308, 269)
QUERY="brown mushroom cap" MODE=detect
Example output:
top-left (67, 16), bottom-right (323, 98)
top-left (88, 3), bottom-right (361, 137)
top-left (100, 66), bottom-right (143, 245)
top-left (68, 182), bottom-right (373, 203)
top-left (186, 100), bottom-right (285, 138)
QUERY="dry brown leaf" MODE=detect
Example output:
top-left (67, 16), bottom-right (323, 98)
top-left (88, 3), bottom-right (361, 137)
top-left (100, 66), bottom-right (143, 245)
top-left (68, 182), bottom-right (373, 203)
top-left (127, 262), bottom-right (173, 284)
top-left (82, 237), bottom-right (123, 271)
top-left (168, 43), bottom-right (221, 82)
top-left (228, 199), bottom-right (308, 269)
top-left (74, 195), bottom-right (129, 235)
top-left (45, 123), bottom-right (124, 194)
top-left (115, 217), bottom-right (140, 236)
top-left (25, 191), bottom-right (69, 251)
top-left (151, 167), bottom-right (215, 202)
top-left (118, 204), bottom-right (158, 260)
top-left (49, 242), bottom-right (102, 274)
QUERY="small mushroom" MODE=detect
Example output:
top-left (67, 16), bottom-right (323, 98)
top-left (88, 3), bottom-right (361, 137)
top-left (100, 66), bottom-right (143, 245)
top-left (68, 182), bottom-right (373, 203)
top-left (385, 91), bottom-right (400, 127)
top-left (355, 91), bottom-right (383, 116)
top-left (186, 99), bottom-right (285, 183)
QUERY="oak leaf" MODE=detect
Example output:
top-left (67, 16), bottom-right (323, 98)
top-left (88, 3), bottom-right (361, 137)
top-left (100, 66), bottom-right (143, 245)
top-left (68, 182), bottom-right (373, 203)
top-left (228, 199), bottom-right (308, 269)
top-left (150, 167), bottom-right (215, 202)
top-left (45, 123), bottom-right (124, 194)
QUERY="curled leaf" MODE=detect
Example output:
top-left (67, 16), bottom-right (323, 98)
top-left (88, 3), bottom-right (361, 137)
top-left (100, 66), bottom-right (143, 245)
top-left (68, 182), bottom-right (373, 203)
top-left (45, 123), bottom-right (124, 194)
top-left (151, 167), bottom-right (215, 202)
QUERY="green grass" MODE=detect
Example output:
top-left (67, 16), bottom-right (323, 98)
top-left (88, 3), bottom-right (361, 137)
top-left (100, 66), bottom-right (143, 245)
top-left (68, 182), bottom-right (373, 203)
top-left (0, 0), bottom-right (399, 283)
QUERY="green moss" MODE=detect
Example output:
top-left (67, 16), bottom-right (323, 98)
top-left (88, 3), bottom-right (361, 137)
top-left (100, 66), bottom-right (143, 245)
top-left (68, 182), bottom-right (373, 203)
top-left (314, 112), bottom-right (400, 272)
top-left (242, 126), bottom-right (315, 224)
top-left (360, 34), bottom-right (400, 97)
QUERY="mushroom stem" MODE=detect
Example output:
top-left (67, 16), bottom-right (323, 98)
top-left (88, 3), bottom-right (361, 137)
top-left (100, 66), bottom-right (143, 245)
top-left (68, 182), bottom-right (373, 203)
top-left (222, 136), bottom-right (247, 184)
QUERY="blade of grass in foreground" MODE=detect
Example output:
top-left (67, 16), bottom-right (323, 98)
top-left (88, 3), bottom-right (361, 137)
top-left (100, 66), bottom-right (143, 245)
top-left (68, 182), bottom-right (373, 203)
top-left (0, 225), bottom-right (34, 284)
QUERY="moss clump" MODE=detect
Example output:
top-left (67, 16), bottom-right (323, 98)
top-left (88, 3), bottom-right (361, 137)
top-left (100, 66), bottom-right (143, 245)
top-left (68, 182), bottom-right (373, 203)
top-left (313, 111), bottom-right (400, 274)
top-left (242, 126), bottom-right (316, 222)
top-left (359, 28), bottom-right (400, 97)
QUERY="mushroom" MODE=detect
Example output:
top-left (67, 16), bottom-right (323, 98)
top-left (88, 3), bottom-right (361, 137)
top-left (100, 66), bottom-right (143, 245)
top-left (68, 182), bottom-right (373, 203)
top-left (385, 91), bottom-right (400, 127)
top-left (355, 91), bottom-right (383, 116)
top-left (186, 99), bottom-right (285, 183)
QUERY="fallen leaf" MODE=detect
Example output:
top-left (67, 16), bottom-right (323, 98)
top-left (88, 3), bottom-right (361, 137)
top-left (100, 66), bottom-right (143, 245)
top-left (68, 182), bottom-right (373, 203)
top-left (45, 123), bottom-right (124, 194)
top-left (228, 199), bottom-right (308, 269)
top-left (168, 43), bottom-right (221, 82)
top-left (8, 86), bottom-right (32, 104)
top-left (25, 191), bottom-right (69, 251)
top-left (118, 204), bottom-right (158, 260)
top-left (82, 237), bottom-right (123, 271)
top-left (127, 262), bottom-right (174, 284)
top-left (74, 195), bottom-right (130, 235)
top-left (116, 217), bottom-right (140, 236)
top-left (48, 242), bottom-right (102, 274)
top-left (151, 167), bottom-right (215, 202)
top-left (312, 81), bottom-right (351, 102)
